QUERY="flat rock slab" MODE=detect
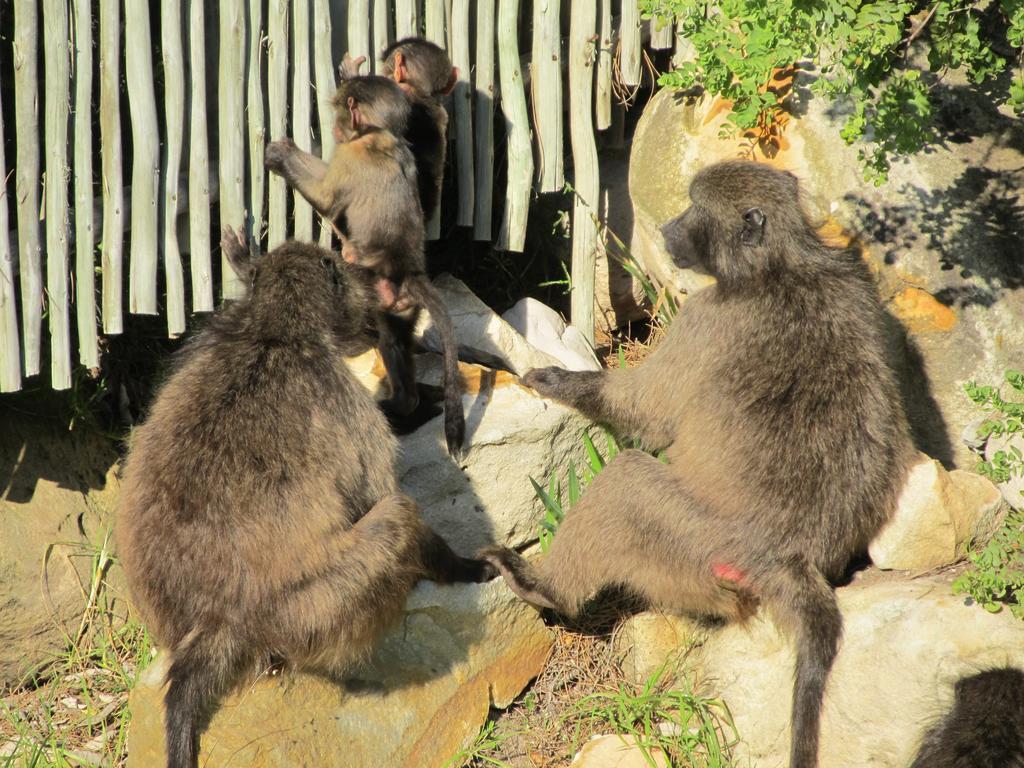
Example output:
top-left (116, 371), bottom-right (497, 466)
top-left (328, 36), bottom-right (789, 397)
top-left (127, 579), bottom-right (552, 768)
top-left (616, 574), bottom-right (1024, 768)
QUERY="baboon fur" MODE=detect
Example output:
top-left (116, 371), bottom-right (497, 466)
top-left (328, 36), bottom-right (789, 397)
top-left (910, 667), bottom-right (1024, 768)
top-left (119, 234), bottom-right (489, 768)
top-left (481, 161), bottom-right (917, 768)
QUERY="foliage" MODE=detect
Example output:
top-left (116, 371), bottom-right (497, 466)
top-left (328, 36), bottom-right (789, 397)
top-left (532, 429), bottom-right (623, 552)
top-left (444, 720), bottom-right (519, 768)
top-left (640, 0), bottom-right (1024, 184)
top-left (952, 507), bottom-right (1024, 618)
top-left (963, 369), bottom-right (1024, 487)
top-left (605, 227), bottom-right (679, 326)
top-left (569, 660), bottom-right (739, 767)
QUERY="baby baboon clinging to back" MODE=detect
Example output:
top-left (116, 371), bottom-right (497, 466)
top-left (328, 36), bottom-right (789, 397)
top-left (910, 667), bottom-right (1024, 768)
top-left (265, 75), bottom-right (465, 456)
top-left (118, 231), bottom-right (491, 768)
top-left (482, 161), bottom-right (917, 768)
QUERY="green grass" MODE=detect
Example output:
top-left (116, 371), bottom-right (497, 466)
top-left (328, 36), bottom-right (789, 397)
top-left (0, 532), bottom-right (152, 767)
top-left (444, 720), bottom-right (520, 768)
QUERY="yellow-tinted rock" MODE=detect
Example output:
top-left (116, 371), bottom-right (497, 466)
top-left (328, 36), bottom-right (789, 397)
top-left (126, 580), bottom-right (552, 768)
top-left (572, 735), bottom-right (671, 767)
top-left (888, 287), bottom-right (958, 333)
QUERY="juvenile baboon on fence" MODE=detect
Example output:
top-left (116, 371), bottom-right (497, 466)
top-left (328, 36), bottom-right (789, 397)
top-left (482, 161), bottom-right (917, 768)
top-left (265, 75), bottom-right (465, 457)
top-left (118, 231), bottom-right (492, 768)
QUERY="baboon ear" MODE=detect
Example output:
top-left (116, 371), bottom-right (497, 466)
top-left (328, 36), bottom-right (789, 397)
top-left (392, 51), bottom-right (408, 84)
top-left (443, 67), bottom-right (459, 95)
top-left (348, 96), bottom-right (362, 131)
top-left (740, 207), bottom-right (766, 247)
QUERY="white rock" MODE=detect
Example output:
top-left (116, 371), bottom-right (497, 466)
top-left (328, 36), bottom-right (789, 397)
top-left (414, 274), bottom-right (564, 375)
top-left (571, 735), bottom-right (670, 767)
top-left (502, 297), bottom-right (601, 372)
top-left (616, 574), bottom-right (1024, 768)
top-left (869, 453), bottom-right (1005, 570)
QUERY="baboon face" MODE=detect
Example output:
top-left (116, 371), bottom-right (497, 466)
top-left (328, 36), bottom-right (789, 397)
top-left (660, 161), bottom-right (805, 285)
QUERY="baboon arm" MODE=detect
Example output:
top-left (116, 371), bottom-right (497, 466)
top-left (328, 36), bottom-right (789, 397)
top-left (264, 140), bottom-right (338, 218)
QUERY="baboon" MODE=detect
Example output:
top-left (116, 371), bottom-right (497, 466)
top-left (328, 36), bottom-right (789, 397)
top-left (118, 230), bottom-right (492, 768)
top-left (339, 37), bottom-right (457, 222)
top-left (481, 161), bottom-right (917, 768)
top-left (265, 75), bottom-right (465, 457)
top-left (910, 668), bottom-right (1024, 768)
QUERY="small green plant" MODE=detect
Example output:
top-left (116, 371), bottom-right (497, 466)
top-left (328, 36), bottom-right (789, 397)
top-left (605, 227), bottom-right (679, 326)
top-left (532, 429), bottom-right (623, 552)
top-left (964, 370), bottom-right (1024, 488)
top-left (569, 660), bottom-right (739, 768)
top-left (952, 507), bottom-right (1024, 618)
top-left (444, 720), bottom-right (518, 768)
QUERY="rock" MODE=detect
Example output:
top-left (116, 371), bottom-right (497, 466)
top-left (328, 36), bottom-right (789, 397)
top-left (571, 735), bottom-right (670, 767)
top-left (414, 274), bottom-right (565, 375)
top-left (615, 573), bottom-right (1024, 768)
top-left (396, 357), bottom-right (596, 555)
top-left (0, 403), bottom-right (122, 687)
top-left (126, 579), bottom-right (553, 768)
top-left (869, 453), bottom-right (1005, 570)
top-left (502, 298), bottom-right (601, 372)
top-left (629, 79), bottom-right (1024, 468)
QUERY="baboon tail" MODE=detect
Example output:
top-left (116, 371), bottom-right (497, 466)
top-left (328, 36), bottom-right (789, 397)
top-left (164, 635), bottom-right (240, 768)
top-left (766, 556), bottom-right (842, 768)
top-left (478, 546), bottom-right (560, 612)
top-left (406, 275), bottom-right (465, 457)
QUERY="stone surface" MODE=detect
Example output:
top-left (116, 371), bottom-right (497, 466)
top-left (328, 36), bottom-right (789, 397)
top-left (502, 297), bottom-right (601, 372)
top-left (629, 80), bottom-right (1024, 468)
top-left (126, 579), bottom-right (553, 768)
top-left (415, 274), bottom-right (565, 375)
top-left (869, 453), bottom-right (1005, 570)
top-left (0, 403), bottom-right (122, 688)
top-left (571, 735), bottom-right (670, 767)
top-left (615, 574), bottom-right (1024, 768)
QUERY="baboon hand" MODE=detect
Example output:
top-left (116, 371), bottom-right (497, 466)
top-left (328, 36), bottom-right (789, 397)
top-left (338, 53), bottom-right (367, 80)
top-left (522, 367), bottom-right (570, 399)
top-left (220, 226), bottom-right (247, 260)
top-left (264, 139), bottom-right (297, 174)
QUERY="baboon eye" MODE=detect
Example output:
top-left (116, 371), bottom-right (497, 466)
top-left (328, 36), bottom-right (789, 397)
top-left (320, 256), bottom-right (332, 269)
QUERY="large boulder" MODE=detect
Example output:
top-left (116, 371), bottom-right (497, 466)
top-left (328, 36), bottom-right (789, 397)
top-left (615, 573), bottom-right (1024, 768)
top-left (126, 579), bottom-right (552, 767)
top-left (0, 402), bottom-right (121, 688)
top-left (629, 80), bottom-right (1024, 468)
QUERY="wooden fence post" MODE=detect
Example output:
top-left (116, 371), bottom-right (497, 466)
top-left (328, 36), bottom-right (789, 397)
top-left (568, 0), bottom-right (599, 345)
top-left (531, 0), bottom-right (563, 193)
top-left (373, 0), bottom-right (390, 72)
top-left (473, 0), bottom-right (495, 241)
top-left (219, 0), bottom-right (247, 298)
top-left (424, 0), bottom-right (446, 241)
top-left (619, 0), bottom-right (641, 87)
top-left (43, 0), bottom-right (72, 388)
top-left (249, 0), bottom-right (267, 249)
top-left (188, 0), bottom-right (213, 312)
top-left (13, 0), bottom-right (42, 376)
top-left (268, 0), bottom-right (289, 249)
top-left (0, 85), bottom-right (22, 392)
top-left (649, 15), bottom-right (673, 49)
top-left (99, 0), bottom-right (125, 329)
top-left (292, 0), bottom-right (313, 241)
top-left (162, 0), bottom-right (186, 336)
top-left (313, 0), bottom-right (336, 248)
top-left (496, 0), bottom-right (532, 252)
top-left (451, 0), bottom-right (474, 226)
top-left (595, 0), bottom-right (613, 131)
top-left (73, 0), bottom-right (99, 362)
top-left (395, 0), bottom-right (419, 39)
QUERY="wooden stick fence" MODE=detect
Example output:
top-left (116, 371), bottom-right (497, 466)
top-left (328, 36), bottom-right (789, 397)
top-left (0, 0), bottom-right (677, 392)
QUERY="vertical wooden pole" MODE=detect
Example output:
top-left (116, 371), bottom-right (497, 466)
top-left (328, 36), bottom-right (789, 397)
top-left (568, 0), bottom-right (599, 345)
top-left (313, 0), bottom-right (336, 248)
top-left (0, 86), bottom-right (22, 392)
top-left (292, 0), bottom-right (313, 241)
top-left (162, 0), bottom-right (186, 336)
top-left (451, 0), bottom-right (473, 226)
top-left (347, 0), bottom-right (370, 67)
top-left (619, 0), bottom-right (641, 87)
top-left (268, 0), bottom-right (289, 249)
top-left (424, 0), bottom-right (446, 241)
top-left (595, 0), bottom-right (612, 131)
top-left (13, 0), bottom-right (43, 375)
top-left (649, 15), bottom-right (673, 49)
top-left (395, 0), bottom-right (419, 39)
top-left (473, 0), bottom-right (495, 241)
top-left (373, 0), bottom-right (390, 73)
top-left (125, 0), bottom-right (159, 316)
top-left (188, 0), bottom-right (213, 312)
top-left (220, 0), bottom-right (247, 297)
top-left (248, 0), bottom-right (267, 248)
top-left (496, 0), bottom-right (532, 253)
top-left (72, 0), bottom-right (98, 364)
top-left (531, 0), bottom-right (563, 192)
top-left (43, 0), bottom-right (72, 388)
top-left (99, 0), bottom-right (125, 331)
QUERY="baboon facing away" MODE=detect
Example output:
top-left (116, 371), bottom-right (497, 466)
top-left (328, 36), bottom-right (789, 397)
top-left (910, 667), bottom-right (1024, 768)
top-left (264, 75), bottom-right (465, 457)
top-left (118, 232), bottom-right (492, 768)
top-left (482, 161), bottom-right (917, 768)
